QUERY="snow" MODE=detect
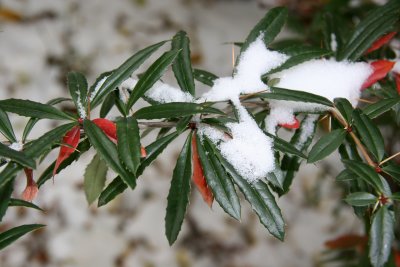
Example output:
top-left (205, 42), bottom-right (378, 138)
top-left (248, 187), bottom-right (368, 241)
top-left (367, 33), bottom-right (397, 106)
top-left (295, 115), bottom-right (319, 150)
top-left (145, 81), bottom-right (194, 103)
top-left (330, 34), bottom-right (337, 52)
top-left (90, 76), bottom-right (108, 101)
top-left (9, 142), bottom-right (23, 151)
top-left (76, 90), bottom-right (87, 118)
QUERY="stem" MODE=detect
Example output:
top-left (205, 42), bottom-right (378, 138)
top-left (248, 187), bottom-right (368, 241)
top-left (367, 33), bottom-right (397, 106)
top-left (379, 151), bottom-right (400, 166)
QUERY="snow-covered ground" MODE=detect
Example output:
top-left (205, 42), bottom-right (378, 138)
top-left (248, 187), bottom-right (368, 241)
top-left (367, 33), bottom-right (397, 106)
top-left (0, 0), bottom-right (361, 266)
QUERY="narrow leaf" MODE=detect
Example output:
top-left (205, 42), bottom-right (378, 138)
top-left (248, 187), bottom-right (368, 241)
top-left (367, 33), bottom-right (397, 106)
top-left (116, 117), bottom-right (141, 174)
top-left (343, 160), bottom-right (384, 193)
top-left (363, 98), bottom-right (400, 119)
top-left (334, 98), bottom-right (354, 123)
top-left (193, 68), bottom-right (218, 86)
top-left (0, 143), bottom-right (36, 169)
top-left (67, 72), bottom-right (88, 118)
top-left (83, 120), bottom-right (135, 189)
top-left (0, 108), bottom-right (16, 142)
top-left (345, 192), bottom-right (377, 206)
top-left (134, 102), bottom-right (224, 120)
top-left (165, 133), bottom-right (192, 245)
top-left (0, 99), bottom-right (75, 120)
top-left (264, 131), bottom-right (306, 159)
top-left (308, 129), bottom-right (347, 163)
top-left (126, 49), bottom-right (181, 111)
top-left (171, 31), bottom-right (195, 95)
top-left (84, 154), bottom-right (108, 205)
top-left (0, 224), bottom-right (45, 250)
top-left (8, 198), bottom-right (43, 212)
top-left (0, 179), bottom-right (13, 221)
top-left (97, 176), bottom-right (126, 207)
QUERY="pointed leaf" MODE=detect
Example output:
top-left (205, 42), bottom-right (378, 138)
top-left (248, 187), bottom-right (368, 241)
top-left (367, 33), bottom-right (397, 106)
top-left (336, 169), bottom-right (355, 182)
top-left (67, 72), bottom-right (88, 118)
top-left (97, 176), bottom-right (126, 207)
top-left (363, 98), bottom-right (400, 119)
top-left (0, 99), bottom-right (75, 120)
top-left (83, 120), bottom-right (135, 189)
top-left (90, 41), bottom-right (167, 108)
top-left (116, 117), bottom-right (141, 174)
top-left (369, 206), bottom-right (394, 267)
top-left (53, 125), bottom-right (81, 176)
top-left (0, 224), bottom-right (45, 250)
top-left (343, 160), bottom-right (384, 193)
top-left (366, 31), bottom-right (397, 54)
top-left (193, 68), bottom-right (218, 86)
top-left (308, 129), bottom-right (347, 163)
top-left (362, 60), bottom-right (395, 90)
top-left (0, 108), bottom-right (16, 142)
top-left (382, 164), bottom-right (400, 184)
top-left (264, 131), bottom-right (306, 158)
top-left (0, 179), bottom-right (13, 221)
top-left (165, 133), bottom-right (192, 245)
top-left (0, 163), bottom-right (20, 188)
top-left (171, 31), bottom-right (195, 95)
top-left (352, 109), bottom-right (385, 161)
top-left (345, 192), bottom-right (377, 206)
top-left (134, 102), bottom-right (224, 120)
top-left (126, 49), bottom-right (181, 111)
top-left (0, 143), bottom-right (35, 169)
top-left (84, 154), bottom-right (108, 205)
top-left (334, 98), bottom-right (354, 123)
top-left (8, 198), bottom-right (43, 212)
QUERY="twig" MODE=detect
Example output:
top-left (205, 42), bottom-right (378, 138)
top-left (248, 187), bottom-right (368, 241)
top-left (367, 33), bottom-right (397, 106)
top-left (379, 151), bottom-right (400, 166)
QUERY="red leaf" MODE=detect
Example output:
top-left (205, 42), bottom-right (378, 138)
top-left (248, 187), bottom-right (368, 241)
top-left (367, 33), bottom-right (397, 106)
top-left (191, 133), bottom-right (214, 207)
top-left (365, 31), bottom-right (397, 54)
top-left (394, 72), bottom-right (400, 95)
top-left (279, 117), bottom-right (300, 129)
top-left (361, 60), bottom-right (395, 90)
top-left (325, 234), bottom-right (368, 250)
top-left (22, 168), bottom-right (38, 202)
top-left (53, 125), bottom-right (81, 176)
top-left (92, 118), bottom-right (117, 142)
top-left (140, 146), bottom-right (147, 158)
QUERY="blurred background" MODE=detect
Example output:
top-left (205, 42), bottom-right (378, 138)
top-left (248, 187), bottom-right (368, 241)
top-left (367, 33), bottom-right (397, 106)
top-left (0, 0), bottom-right (388, 266)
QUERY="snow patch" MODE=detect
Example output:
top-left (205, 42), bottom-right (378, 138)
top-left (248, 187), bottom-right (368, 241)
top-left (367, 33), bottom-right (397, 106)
top-left (145, 81), bottom-right (194, 103)
top-left (9, 142), bottom-right (23, 151)
top-left (90, 76), bottom-right (108, 101)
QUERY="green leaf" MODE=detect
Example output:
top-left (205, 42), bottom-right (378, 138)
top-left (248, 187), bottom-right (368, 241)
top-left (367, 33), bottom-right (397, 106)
top-left (0, 99), bottom-right (75, 120)
top-left (266, 46), bottom-right (332, 75)
top-left (337, 0), bottom-right (400, 61)
top-left (345, 192), bottom-right (377, 206)
top-left (237, 7), bottom-right (288, 66)
top-left (67, 72), bottom-right (88, 118)
top-left (171, 31), bottom-right (195, 95)
top-left (134, 102), bottom-right (224, 120)
top-left (369, 206), bottom-right (394, 267)
top-left (334, 98), bottom-right (354, 123)
top-left (0, 143), bottom-right (36, 169)
top-left (363, 98), bottom-right (400, 119)
top-left (97, 176), bottom-right (126, 207)
top-left (90, 41), bottom-right (167, 108)
top-left (264, 131), bottom-right (306, 159)
top-left (217, 152), bottom-right (284, 240)
top-left (193, 68), bottom-right (218, 87)
top-left (0, 224), bottom-right (45, 250)
top-left (266, 166), bottom-right (284, 189)
top-left (258, 87), bottom-right (333, 107)
top-left (126, 49), bottom-right (181, 112)
top-left (0, 179), bottom-right (13, 221)
top-left (83, 120), bottom-right (136, 189)
top-left (0, 163), bottom-right (20, 188)
top-left (84, 154), bottom-right (108, 205)
top-left (197, 135), bottom-right (241, 220)
top-left (352, 109), bottom-right (385, 162)
top-left (116, 117), bottom-right (141, 174)
top-left (382, 164), bottom-right (400, 184)
top-left (336, 169), bottom-right (355, 182)
top-left (100, 92), bottom-right (116, 118)
top-left (165, 133), bottom-right (192, 245)
top-left (37, 139), bottom-right (91, 187)
top-left (8, 198), bottom-right (44, 212)
top-left (0, 108), bottom-right (16, 142)
top-left (308, 129), bottom-right (347, 163)
top-left (342, 160), bottom-right (384, 193)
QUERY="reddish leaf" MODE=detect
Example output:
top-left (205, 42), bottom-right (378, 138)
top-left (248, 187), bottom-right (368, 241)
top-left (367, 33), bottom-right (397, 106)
top-left (365, 31), bottom-right (397, 54)
top-left (279, 117), bottom-right (300, 129)
top-left (92, 118), bottom-right (117, 142)
top-left (22, 168), bottom-right (38, 202)
top-left (140, 146), bottom-right (147, 158)
top-left (53, 126), bottom-right (81, 176)
top-left (191, 133), bottom-right (214, 207)
top-left (325, 234), bottom-right (368, 250)
top-left (394, 72), bottom-right (400, 95)
top-left (362, 60), bottom-right (395, 90)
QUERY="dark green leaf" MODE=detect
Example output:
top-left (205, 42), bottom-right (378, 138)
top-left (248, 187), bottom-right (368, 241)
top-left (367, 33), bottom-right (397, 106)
top-left (0, 163), bottom-right (20, 188)
top-left (84, 154), bottom-right (108, 205)
top-left (258, 87), bottom-right (333, 107)
top-left (134, 102), bottom-right (224, 120)
top-left (100, 92), bottom-right (115, 118)
top-left (369, 206), bottom-right (394, 267)
top-left (336, 169), bottom-right (355, 182)
top-left (0, 143), bottom-right (36, 169)
top-left (126, 49), bottom-right (181, 112)
top-left (334, 98), bottom-right (354, 123)
top-left (382, 164), bottom-right (400, 183)
top-left (337, 0), bottom-right (400, 61)
top-left (116, 117), bottom-right (141, 174)
top-left (197, 135), bottom-right (240, 220)
top-left (345, 192), bottom-right (377, 206)
top-left (193, 68), bottom-right (218, 87)
top-left (343, 160), bottom-right (384, 193)
top-left (363, 98), bottom-right (400, 119)
top-left (171, 31), bottom-right (195, 95)
top-left (0, 99), bottom-right (75, 120)
top-left (0, 224), bottom-right (45, 250)
top-left (97, 176), bottom-right (127, 207)
top-left (83, 120), bottom-right (136, 189)
top-left (264, 131), bottom-right (306, 159)
top-left (266, 166), bottom-right (284, 189)
top-left (8, 198), bottom-right (43, 212)
top-left (0, 179), bottom-right (13, 221)
top-left (308, 129), bottom-right (347, 163)
top-left (0, 108), bottom-right (16, 142)
top-left (67, 72), bottom-right (88, 118)
top-left (90, 41), bottom-right (167, 108)
top-left (352, 109), bottom-right (385, 161)
top-left (165, 133), bottom-right (192, 245)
